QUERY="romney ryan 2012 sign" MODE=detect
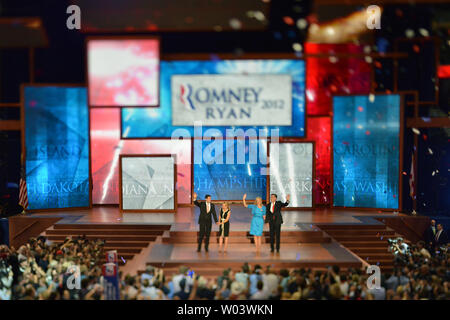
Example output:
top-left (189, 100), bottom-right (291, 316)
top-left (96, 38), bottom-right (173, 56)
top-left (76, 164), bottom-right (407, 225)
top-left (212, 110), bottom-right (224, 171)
top-left (171, 74), bottom-right (292, 126)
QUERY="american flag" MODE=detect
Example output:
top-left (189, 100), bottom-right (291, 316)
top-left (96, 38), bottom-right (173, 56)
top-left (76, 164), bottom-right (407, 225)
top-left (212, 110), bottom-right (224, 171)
top-left (409, 153), bottom-right (415, 199)
top-left (19, 165), bottom-right (29, 210)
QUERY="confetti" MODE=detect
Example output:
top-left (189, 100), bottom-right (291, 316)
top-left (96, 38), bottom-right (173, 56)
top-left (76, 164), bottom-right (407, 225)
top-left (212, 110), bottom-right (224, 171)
top-left (254, 11), bottom-right (266, 21)
top-left (229, 18), bottom-right (242, 30)
top-left (369, 94), bottom-right (375, 103)
top-left (419, 28), bottom-right (429, 37)
top-left (405, 29), bottom-right (415, 38)
top-left (412, 128), bottom-right (420, 135)
top-left (283, 16), bottom-right (295, 25)
top-left (296, 18), bottom-right (308, 29)
top-left (329, 56), bottom-right (338, 63)
top-left (428, 148), bottom-right (433, 155)
top-left (296, 253), bottom-right (301, 261)
top-left (121, 256), bottom-right (126, 263)
top-left (292, 43), bottom-right (302, 52)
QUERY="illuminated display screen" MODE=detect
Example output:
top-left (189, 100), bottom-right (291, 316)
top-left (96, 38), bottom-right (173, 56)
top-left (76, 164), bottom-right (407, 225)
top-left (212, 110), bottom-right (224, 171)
top-left (270, 142), bottom-right (313, 207)
top-left (87, 38), bottom-right (159, 107)
top-left (90, 108), bottom-right (191, 205)
top-left (121, 59), bottom-right (305, 138)
top-left (120, 156), bottom-right (175, 211)
top-left (193, 139), bottom-right (267, 200)
top-left (333, 95), bottom-right (401, 209)
top-left (24, 86), bottom-right (90, 209)
top-left (305, 43), bottom-right (371, 116)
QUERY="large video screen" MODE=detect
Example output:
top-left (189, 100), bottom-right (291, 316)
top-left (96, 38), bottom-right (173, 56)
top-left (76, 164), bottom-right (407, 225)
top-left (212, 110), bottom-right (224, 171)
top-left (24, 86), bottom-right (90, 209)
top-left (194, 139), bottom-right (267, 200)
top-left (269, 142), bottom-right (313, 207)
top-left (120, 155), bottom-right (176, 211)
top-left (90, 108), bottom-right (191, 205)
top-left (121, 59), bottom-right (305, 138)
top-left (87, 38), bottom-right (159, 107)
top-left (333, 95), bottom-right (401, 209)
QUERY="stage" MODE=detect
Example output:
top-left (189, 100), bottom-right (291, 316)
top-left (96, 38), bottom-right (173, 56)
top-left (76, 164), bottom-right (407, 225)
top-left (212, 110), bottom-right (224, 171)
top-left (10, 205), bottom-right (414, 276)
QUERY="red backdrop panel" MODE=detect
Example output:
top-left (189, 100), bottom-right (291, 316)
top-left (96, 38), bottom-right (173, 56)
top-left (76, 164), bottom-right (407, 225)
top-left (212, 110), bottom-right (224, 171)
top-left (87, 39), bottom-right (159, 107)
top-left (307, 116), bottom-right (331, 205)
top-left (90, 108), bottom-right (191, 205)
top-left (305, 43), bottom-right (372, 116)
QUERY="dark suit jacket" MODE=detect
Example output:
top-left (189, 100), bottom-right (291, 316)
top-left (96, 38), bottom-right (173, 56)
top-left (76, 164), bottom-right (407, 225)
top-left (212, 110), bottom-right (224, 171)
top-left (194, 200), bottom-right (218, 226)
top-left (424, 226), bottom-right (437, 244)
top-left (265, 200), bottom-right (289, 225)
top-left (435, 230), bottom-right (449, 247)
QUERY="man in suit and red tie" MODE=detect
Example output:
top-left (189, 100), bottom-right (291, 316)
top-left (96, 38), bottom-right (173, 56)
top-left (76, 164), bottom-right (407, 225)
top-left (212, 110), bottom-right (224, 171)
top-left (265, 194), bottom-right (290, 253)
top-left (434, 223), bottom-right (449, 248)
top-left (193, 192), bottom-right (219, 252)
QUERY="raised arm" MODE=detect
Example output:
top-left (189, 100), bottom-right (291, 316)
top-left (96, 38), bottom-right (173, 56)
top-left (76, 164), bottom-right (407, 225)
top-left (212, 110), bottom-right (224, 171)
top-left (243, 193), bottom-right (248, 208)
top-left (193, 192), bottom-right (201, 207)
top-left (281, 194), bottom-right (291, 207)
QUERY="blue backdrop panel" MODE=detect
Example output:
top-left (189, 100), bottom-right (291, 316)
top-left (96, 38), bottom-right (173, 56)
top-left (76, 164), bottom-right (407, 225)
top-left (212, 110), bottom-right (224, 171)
top-left (194, 139), bottom-right (267, 200)
top-left (121, 59), bottom-right (305, 138)
top-left (24, 86), bottom-right (90, 209)
top-left (333, 95), bottom-right (401, 209)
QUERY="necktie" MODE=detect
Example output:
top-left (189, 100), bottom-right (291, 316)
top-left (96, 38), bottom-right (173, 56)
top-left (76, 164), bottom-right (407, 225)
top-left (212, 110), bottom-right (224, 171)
top-left (435, 231), bottom-right (441, 241)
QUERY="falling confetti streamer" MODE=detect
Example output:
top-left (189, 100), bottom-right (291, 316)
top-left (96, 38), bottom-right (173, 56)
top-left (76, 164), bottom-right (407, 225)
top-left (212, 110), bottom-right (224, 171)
top-left (412, 128), bottom-right (420, 135)
top-left (229, 18), bottom-right (242, 30)
top-left (405, 29), bottom-right (415, 38)
top-left (283, 16), bottom-right (295, 25)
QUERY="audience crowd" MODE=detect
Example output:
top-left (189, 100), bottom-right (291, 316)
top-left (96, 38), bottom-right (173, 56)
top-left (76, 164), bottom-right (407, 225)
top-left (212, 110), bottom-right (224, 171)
top-left (0, 234), bottom-right (448, 300)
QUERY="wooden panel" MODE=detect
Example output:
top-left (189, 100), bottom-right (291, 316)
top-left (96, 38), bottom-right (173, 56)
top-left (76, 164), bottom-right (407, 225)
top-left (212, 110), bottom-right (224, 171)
top-left (9, 216), bottom-right (61, 248)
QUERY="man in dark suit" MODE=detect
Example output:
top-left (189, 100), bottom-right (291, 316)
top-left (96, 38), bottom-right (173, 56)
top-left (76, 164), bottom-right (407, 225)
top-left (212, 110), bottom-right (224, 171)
top-left (424, 219), bottom-right (437, 250)
top-left (193, 192), bottom-right (218, 252)
top-left (435, 223), bottom-right (449, 248)
top-left (265, 194), bottom-right (290, 253)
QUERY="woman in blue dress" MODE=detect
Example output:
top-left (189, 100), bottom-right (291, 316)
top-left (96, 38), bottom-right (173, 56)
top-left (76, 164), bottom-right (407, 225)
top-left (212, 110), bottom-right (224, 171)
top-left (243, 193), bottom-right (266, 253)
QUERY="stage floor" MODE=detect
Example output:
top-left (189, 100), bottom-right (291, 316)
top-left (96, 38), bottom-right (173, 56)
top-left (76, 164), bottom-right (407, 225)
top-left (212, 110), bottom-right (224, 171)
top-left (27, 205), bottom-right (405, 275)
top-left (31, 205), bottom-right (402, 230)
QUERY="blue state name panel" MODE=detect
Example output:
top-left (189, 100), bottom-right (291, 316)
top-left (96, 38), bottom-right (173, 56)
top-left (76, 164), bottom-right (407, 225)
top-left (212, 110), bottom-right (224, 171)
top-left (333, 94), bottom-right (401, 209)
top-left (24, 86), bottom-right (90, 209)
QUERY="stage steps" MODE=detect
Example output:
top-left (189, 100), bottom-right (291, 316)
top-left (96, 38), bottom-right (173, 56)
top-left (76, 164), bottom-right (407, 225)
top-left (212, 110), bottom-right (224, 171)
top-left (42, 223), bottom-right (171, 266)
top-left (318, 224), bottom-right (403, 272)
top-left (162, 230), bottom-right (331, 244)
